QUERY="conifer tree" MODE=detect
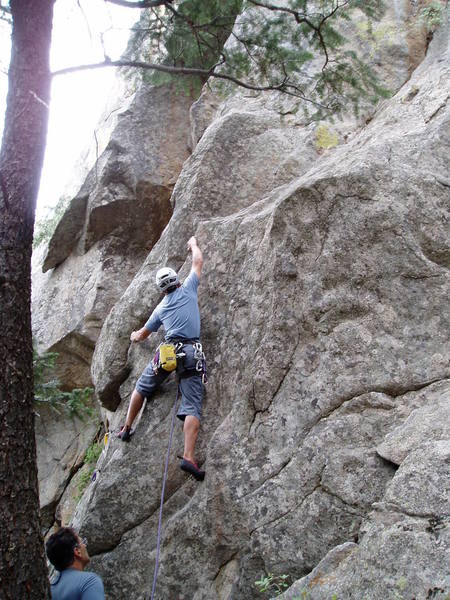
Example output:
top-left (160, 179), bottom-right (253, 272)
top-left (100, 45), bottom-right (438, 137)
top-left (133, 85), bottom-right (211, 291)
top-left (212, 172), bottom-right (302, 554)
top-left (57, 0), bottom-right (388, 116)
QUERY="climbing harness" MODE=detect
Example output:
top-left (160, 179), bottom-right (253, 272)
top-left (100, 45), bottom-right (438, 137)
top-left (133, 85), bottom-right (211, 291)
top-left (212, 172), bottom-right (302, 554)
top-left (148, 385), bottom-right (180, 600)
top-left (153, 340), bottom-right (207, 383)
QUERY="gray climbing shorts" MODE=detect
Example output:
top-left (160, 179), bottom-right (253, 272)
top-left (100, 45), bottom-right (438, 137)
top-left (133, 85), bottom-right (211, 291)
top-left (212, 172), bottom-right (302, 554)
top-left (135, 345), bottom-right (204, 421)
top-left (177, 373), bottom-right (203, 421)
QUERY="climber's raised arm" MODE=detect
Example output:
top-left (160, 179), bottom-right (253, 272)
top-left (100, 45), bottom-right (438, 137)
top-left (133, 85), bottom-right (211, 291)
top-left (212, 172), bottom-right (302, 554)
top-left (187, 236), bottom-right (203, 280)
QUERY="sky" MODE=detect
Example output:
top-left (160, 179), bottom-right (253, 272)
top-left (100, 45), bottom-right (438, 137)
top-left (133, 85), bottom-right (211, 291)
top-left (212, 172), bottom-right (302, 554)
top-left (0, 0), bottom-right (139, 219)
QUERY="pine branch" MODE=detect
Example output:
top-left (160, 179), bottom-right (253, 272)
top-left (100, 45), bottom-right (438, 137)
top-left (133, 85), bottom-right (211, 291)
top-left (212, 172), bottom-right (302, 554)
top-left (231, 31), bottom-right (260, 68)
top-left (246, 0), bottom-right (333, 71)
top-left (247, 0), bottom-right (314, 26)
top-left (165, 3), bottom-right (236, 31)
top-left (51, 58), bottom-right (330, 108)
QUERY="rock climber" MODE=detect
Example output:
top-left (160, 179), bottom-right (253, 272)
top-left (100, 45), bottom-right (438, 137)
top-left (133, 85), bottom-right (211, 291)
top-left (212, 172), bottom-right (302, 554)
top-left (46, 527), bottom-right (105, 600)
top-left (117, 236), bottom-right (206, 481)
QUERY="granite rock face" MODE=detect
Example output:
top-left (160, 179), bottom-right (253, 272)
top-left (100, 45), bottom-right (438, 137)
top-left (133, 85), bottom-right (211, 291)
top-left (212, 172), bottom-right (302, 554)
top-left (67, 18), bottom-right (450, 600)
top-left (32, 83), bottom-right (193, 527)
top-left (33, 84), bottom-right (193, 377)
top-left (35, 401), bottom-right (99, 530)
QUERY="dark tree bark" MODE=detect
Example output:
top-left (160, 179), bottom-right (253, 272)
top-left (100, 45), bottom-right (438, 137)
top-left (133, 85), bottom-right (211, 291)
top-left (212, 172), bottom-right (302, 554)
top-left (0, 1), bottom-right (54, 598)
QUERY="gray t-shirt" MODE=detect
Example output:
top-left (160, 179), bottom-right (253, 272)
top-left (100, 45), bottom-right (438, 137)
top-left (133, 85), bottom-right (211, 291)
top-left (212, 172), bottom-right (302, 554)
top-left (50, 568), bottom-right (104, 600)
top-left (145, 271), bottom-right (201, 340)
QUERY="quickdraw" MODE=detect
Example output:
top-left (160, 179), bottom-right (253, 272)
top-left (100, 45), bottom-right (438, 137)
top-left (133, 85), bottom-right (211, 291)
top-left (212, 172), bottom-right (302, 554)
top-left (193, 341), bottom-right (207, 384)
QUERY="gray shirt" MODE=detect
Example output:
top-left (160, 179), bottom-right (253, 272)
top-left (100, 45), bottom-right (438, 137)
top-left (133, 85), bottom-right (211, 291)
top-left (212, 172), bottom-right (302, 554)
top-left (50, 568), bottom-right (105, 600)
top-left (145, 271), bottom-right (201, 340)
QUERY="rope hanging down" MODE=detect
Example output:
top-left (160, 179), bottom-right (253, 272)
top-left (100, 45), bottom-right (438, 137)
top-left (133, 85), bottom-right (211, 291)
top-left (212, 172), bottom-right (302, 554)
top-left (148, 385), bottom-right (180, 600)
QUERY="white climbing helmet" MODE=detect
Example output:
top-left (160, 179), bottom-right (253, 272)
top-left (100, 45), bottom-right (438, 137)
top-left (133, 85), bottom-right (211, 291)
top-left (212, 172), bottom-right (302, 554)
top-left (155, 267), bottom-right (179, 292)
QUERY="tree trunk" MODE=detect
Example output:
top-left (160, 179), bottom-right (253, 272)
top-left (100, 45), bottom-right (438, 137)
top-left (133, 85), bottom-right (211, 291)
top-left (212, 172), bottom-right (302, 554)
top-left (0, 1), bottom-right (54, 598)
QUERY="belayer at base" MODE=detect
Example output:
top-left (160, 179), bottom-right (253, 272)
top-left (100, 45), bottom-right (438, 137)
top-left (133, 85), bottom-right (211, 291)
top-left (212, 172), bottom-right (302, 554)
top-left (117, 236), bottom-right (206, 481)
top-left (46, 527), bottom-right (105, 600)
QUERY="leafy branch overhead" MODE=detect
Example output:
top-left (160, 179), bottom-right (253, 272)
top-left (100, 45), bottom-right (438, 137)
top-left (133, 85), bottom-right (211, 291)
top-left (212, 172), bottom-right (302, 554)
top-left (53, 0), bottom-right (390, 116)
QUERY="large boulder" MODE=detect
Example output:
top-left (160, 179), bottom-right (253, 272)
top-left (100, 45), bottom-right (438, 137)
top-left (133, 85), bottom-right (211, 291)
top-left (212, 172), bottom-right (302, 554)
top-left (71, 14), bottom-right (450, 600)
top-left (277, 384), bottom-right (450, 600)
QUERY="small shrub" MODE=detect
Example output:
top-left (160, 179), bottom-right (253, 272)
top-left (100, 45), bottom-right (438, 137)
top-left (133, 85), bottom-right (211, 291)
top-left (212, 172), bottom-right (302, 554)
top-left (34, 347), bottom-right (93, 419)
top-left (84, 440), bottom-right (103, 465)
top-left (255, 572), bottom-right (290, 596)
top-left (33, 195), bottom-right (69, 248)
top-left (419, 1), bottom-right (446, 32)
top-left (76, 440), bottom-right (103, 500)
top-left (76, 469), bottom-right (93, 502)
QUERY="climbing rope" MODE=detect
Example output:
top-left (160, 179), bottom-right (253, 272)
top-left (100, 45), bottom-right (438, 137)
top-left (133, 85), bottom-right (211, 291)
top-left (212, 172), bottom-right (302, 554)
top-left (149, 385), bottom-right (180, 600)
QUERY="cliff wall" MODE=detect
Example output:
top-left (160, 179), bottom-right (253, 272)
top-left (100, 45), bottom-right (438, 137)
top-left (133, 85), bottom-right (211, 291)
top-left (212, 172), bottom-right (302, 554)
top-left (32, 5), bottom-right (449, 599)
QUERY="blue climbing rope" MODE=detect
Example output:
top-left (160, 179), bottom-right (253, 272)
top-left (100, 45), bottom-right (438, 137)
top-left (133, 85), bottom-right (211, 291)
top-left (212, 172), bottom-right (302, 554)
top-left (150, 385), bottom-right (180, 600)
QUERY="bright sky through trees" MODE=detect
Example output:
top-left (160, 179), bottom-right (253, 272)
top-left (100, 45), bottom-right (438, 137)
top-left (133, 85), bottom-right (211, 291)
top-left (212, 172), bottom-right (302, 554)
top-left (0, 0), bottom-right (139, 219)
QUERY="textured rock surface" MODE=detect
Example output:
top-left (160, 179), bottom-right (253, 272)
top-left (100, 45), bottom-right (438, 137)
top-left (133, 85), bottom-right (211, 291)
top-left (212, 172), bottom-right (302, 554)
top-left (35, 402), bottom-right (99, 529)
top-left (32, 82), bottom-right (193, 528)
top-left (377, 384), bottom-right (450, 465)
top-left (32, 84), bottom-right (193, 375)
top-left (66, 17), bottom-right (450, 600)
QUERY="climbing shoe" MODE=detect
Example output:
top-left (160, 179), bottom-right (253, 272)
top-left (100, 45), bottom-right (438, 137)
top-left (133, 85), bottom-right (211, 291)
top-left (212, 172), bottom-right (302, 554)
top-left (180, 459), bottom-right (205, 481)
top-left (116, 425), bottom-right (132, 442)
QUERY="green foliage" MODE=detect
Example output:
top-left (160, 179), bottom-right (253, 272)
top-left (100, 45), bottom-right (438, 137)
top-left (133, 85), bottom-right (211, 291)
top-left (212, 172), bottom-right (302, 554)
top-left (124, 0), bottom-right (388, 118)
top-left (127, 0), bottom-right (242, 94)
top-left (85, 440), bottom-right (103, 464)
top-left (76, 440), bottom-right (103, 500)
top-left (76, 469), bottom-right (93, 501)
top-left (33, 348), bottom-right (93, 419)
top-left (33, 195), bottom-right (69, 248)
top-left (355, 20), bottom-right (397, 59)
top-left (255, 572), bottom-right (290, 596)
top-left (255, 574), bottom-right (342, 599)
top-left (419, 1), bottom-right (446, 32)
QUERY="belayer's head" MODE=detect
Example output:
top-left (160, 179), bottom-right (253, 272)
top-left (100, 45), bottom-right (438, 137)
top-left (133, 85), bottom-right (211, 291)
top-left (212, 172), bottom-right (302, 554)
top-left (46, 527), bottom-right (90, 572)
top-left (156, 267), bottom-right (179, 294)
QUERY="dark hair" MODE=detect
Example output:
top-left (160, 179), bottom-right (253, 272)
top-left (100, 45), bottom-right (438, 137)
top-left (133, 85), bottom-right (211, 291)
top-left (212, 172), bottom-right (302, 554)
top-left (46, 527), bottom-right (79, 571)
top-left (166, 282), bottom-right (181, 294)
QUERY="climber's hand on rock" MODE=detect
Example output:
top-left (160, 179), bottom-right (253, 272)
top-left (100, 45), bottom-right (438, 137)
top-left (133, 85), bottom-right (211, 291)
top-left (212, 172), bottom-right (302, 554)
top-left (187, 236), bottom-right (197, 251)
top-left (130, 328), bottom-right (150, 343)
